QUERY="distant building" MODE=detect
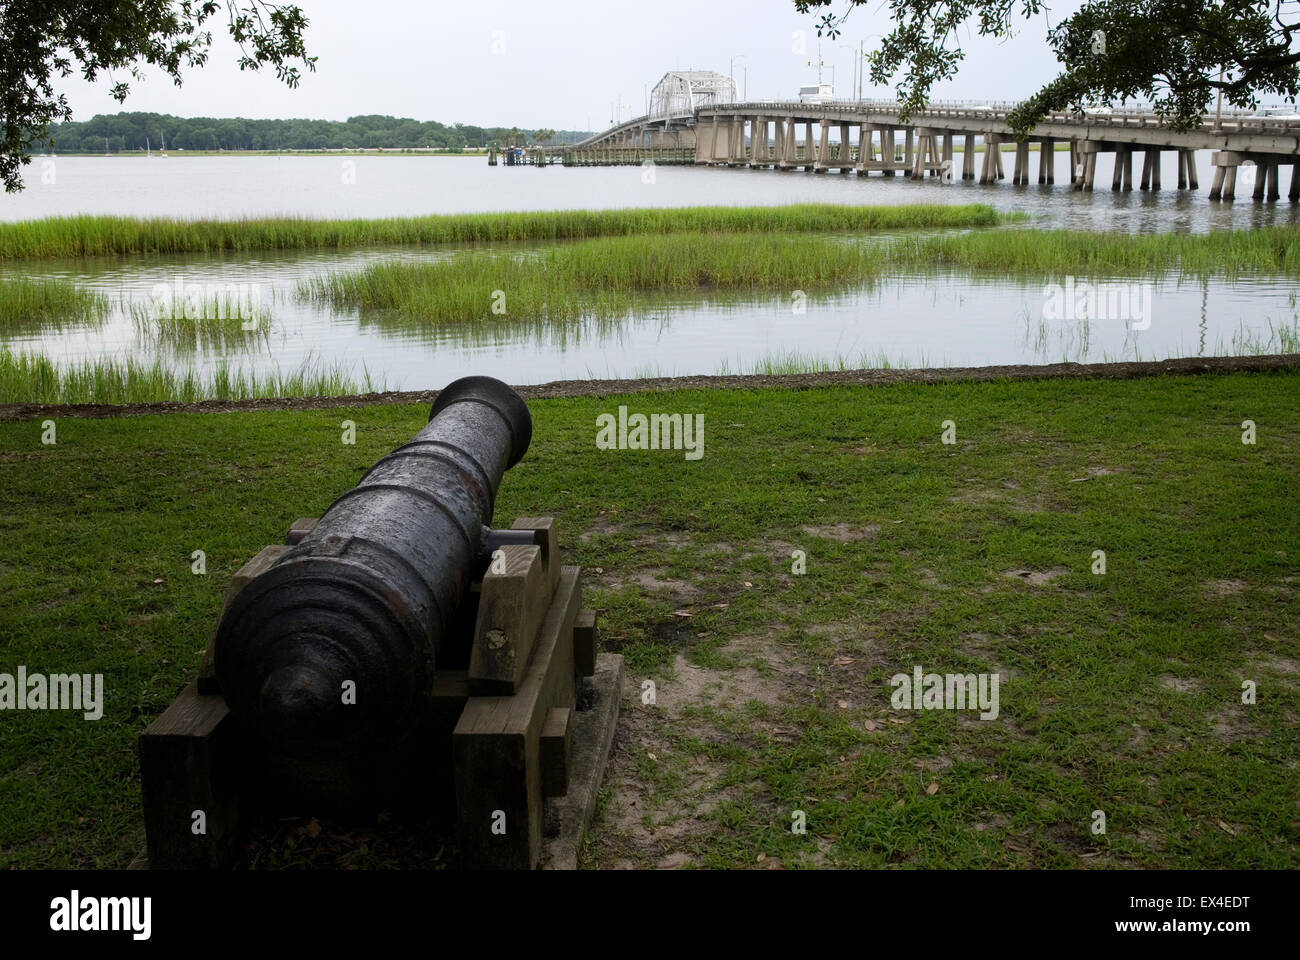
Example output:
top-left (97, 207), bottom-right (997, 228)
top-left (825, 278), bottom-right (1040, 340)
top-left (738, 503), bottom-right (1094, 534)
top-left (649, 71), bottom-right (738, 122)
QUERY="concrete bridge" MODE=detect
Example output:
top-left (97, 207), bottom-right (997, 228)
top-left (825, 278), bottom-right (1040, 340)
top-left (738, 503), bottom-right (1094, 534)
top-left (563, 98), bottom-right (1300, 201)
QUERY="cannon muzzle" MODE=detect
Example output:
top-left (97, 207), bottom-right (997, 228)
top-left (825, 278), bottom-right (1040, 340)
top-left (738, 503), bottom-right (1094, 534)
top-left (213, 375), bottom-right (531, 755)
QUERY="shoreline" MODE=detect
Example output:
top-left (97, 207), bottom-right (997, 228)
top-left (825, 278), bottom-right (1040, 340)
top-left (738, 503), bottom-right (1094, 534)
top-left (3, 353), bottom-right (1295, 421)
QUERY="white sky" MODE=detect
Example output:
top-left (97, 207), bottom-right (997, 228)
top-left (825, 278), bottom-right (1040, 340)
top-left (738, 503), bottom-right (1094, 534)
top-left (51, 0), bottom-right (1083, 131)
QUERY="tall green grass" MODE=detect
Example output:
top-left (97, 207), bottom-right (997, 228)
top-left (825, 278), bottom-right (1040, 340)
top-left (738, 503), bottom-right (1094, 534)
top-left (888, 225), bottom-right (1300, 277)
top-left (0, 348), bottom-right (383, 404)
top-left (303, 226), bottom-right (1300, 326)
top-left (0, 277), bottom-right (109, 335)
top-left (301, 232), bottom-right (885, 324)
top-left (0, 204), bottom-right (1011, 260)
top-left (129, 296), bottom-right (273, 354)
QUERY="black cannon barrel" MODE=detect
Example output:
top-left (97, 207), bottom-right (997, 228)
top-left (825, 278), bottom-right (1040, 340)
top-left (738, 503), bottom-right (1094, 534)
top-left (213, 375), bottom-right (531, 753)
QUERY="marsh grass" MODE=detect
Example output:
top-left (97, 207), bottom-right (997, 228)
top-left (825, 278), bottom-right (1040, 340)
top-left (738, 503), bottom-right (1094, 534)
top-left (0, 204), bottom-right (1011, 260)
top-left (890, 225), bottom-right (1300, 277)
top-left (301, 232), bottom-right (887, 324)
top-left (0, 347), bottom-right (382, 404)
top-left (303, 226), bottom-right (1300, 328)
top-left (129, 296), bottom-right (273, 354)
top-left (0, 277), bottom-right (109, 335)
top-left (1224, 315), bottom-right (1300, 355)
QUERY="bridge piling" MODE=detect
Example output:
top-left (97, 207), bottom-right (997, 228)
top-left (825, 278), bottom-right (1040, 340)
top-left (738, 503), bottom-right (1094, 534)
top-left (564, 99), bottom-right (1296, 201)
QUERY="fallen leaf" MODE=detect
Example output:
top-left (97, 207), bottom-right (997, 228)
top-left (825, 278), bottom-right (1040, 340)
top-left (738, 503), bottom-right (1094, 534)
top-left (756, 853), bottom-right (766, 862)
top-left (863, 719), bottom-right (878, 731)
top-left (712, 602), bottom-right (729, 609)
top-left (1068, 477), bottom-right (1089, 483)
top-left (887, 717), bottom-right (909, 725)
top-left (925, 782), bottom-right (939, 795)
top-left (833, 656), bottom-right (856, 666)
top-left (1217, 820), bottom-right (1237, 835)
top-left (673, 610), bottom-right (693, 618)
top-left (837, 700), bottom-right (849, 709)
top-left (647, 752), bottom-right (657, 761)
top-left (152, 577), bottom-right (165, 585)
top-left (743, 581), bottom-right (753, 588)
top-left (305, 819), bottom-right (322, 838)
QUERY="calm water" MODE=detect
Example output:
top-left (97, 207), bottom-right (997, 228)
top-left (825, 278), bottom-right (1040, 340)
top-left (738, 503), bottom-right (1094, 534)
top-left (2, 156), bottom-right (1297, 388)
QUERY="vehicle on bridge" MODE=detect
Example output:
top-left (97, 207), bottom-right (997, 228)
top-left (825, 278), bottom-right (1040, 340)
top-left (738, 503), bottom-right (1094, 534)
top-left (799, 83), bottom-right (834, 104)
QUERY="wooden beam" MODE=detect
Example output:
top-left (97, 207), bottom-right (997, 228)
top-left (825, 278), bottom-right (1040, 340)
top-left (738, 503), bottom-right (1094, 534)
top-left (468, 544), bottom-right (548, 696)
top-left (139, 682), bottom-right (240, 868)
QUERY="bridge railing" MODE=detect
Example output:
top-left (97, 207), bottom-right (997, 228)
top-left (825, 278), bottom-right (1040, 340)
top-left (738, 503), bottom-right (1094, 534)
top-left (699, 100), bottom-right (1300, 132)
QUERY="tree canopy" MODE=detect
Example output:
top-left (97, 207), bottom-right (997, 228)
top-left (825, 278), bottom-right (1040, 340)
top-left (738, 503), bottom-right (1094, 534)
top-left (40, 112), bottom-right (589, 153)
top-left (795, 0), bottom-right (1300, 135)
top-left (2, 1), bottom-right (316, 191)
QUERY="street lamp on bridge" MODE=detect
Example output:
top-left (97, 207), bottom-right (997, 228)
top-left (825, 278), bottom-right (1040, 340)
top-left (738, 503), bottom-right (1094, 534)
top-left (730, 54), bottom-right (747, 102)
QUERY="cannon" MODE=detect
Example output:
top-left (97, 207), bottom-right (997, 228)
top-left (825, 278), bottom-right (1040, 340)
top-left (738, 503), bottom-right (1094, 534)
top-left (214, 375), bottom-right (532, 752)
top-left (138, 376), bottom-right (623, 869)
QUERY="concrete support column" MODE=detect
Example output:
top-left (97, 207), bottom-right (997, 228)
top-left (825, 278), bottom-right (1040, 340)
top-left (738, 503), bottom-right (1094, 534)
top-left (1290, 162), bottom-right (1300, 201)
top-left (1073, 141), bottom-right (1098, 191)
top-left (1040, 139), bottom-right (1054, 184)
top-left (962, 133), bottom-right (975, 180)
top-left (904, 128), bottom-right (914, 177)
top-left (856, 124), bottom-right (872, 174)
top-left (979, 134), bottom-right (997, 184)
top-left (814, 121), bottom-right (830, 171)
top-left (1012, 141), bottom-right (1030, 184)
top-left (750, 117), bottom-right (767, 166)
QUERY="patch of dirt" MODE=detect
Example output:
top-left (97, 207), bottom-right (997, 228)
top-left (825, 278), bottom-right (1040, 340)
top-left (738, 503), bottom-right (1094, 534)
top-left (1207, 707), bottom-right (1257, 741)
top-left (6, 355), bottom-right (1297, 421)
top-left (1203, 579), bottom-right (1248, 598)
top-left (800, 523), bottom-right (880, 542)
top-left (588, 626), bottom-right (811, 867)
top-left (655, 653), bottom-right (788, 717)
top-left (1159, 675), bottom-right (1201, 693)
top-left (1245, 655), bottom-right (1300, 690)
top-left (918, 568), bottom-right (949, 590)
top-left (1085, 466), bottom-right (1123, 476)
top-left (600, 569), bottom-right (700, 604)
top-left (577, 517), bottom-right (623, 542)
top-left (1002, 567), bottom-right (1069, 586)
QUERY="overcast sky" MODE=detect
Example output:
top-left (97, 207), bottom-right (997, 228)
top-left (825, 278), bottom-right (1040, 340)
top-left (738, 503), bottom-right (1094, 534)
top-left (52, 0), bottom-right (1084, 131)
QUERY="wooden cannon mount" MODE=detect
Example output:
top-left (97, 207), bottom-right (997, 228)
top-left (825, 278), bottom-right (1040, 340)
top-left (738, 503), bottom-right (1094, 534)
top-left (139, 516), bottom-right (623, 870)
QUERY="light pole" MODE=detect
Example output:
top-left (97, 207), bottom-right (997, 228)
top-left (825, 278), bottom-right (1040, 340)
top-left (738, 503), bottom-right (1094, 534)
top-left (857, 34), bottom-right (887, 101)
top-left (730, 54), bottom-right (746, 103)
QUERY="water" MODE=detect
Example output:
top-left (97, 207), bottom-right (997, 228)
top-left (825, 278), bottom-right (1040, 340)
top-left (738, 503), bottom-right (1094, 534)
top-left (2, 156), bottom-right (1298, 389)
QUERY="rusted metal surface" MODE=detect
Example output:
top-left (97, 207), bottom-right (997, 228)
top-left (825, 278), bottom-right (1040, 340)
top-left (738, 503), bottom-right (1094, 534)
top-left (213, 375), bottom-right (532, 760)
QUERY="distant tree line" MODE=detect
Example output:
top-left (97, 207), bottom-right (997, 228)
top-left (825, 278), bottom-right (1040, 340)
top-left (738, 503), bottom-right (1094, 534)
top-left (37, 113), bottom-right (591, 153)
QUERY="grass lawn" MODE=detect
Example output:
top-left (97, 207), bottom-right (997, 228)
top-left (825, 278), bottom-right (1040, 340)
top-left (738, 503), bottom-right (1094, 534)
top-left (1, 371), bottom-right (1297, 868)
